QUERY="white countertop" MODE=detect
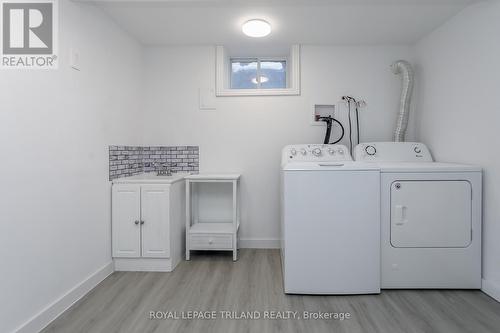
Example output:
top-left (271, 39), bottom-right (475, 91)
top-left (184, 173), bottom-right (241, 180)
top-left (112, 172), bottom-right (188, 184)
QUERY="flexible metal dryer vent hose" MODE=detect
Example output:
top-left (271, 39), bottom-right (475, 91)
top-left (391, 60), bottom-right (414, 142)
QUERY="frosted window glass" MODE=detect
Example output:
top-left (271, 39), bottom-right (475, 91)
top-left (231, 60), bottom-right (258, 89)
top-left (260, 61), bottom-right (286, 89)
top-left (230, 59), bottom-right (287, 89)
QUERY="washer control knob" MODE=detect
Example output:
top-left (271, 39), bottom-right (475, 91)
top-left (414, 146), bottom-right (422, 154)
top-left (300, 148), bottom-right (307, 156)
top-left (365, 145), bottom-right (377, 156)
top-left (312, 148), bottom-right (322, 156)
top-left (328, 148), bottom-right (335, 155)
top-left (290, 148), bottom-right (297, 156)
top-left (337, 148), bottom-right (345, 155)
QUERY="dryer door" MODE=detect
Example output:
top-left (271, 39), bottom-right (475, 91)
top-left (390, 180), bottom-right (472, 248)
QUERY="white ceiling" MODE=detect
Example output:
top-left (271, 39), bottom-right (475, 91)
top-left (84, 0), bottom-right (478, 46)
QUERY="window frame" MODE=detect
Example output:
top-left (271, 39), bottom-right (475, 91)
top-left (229, 57), bottom-right (288, 90)
top-left (216, 45), bottom-right (300, 97)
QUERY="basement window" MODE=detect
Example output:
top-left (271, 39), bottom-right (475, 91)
top-left (230, 59), bottom-right (287, 90)
top-left (216, 45), bottom-right (300, 96)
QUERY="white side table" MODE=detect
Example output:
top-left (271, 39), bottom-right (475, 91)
top-left (185, 174), bottom-right (241, 261)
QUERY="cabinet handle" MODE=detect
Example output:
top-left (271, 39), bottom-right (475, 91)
top-left (134, 220), bottom-right (140, 225)
top-left (140, 220), bottom-right (145, 225)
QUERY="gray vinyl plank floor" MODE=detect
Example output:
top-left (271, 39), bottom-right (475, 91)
top-left (42, 249), bottom-right (500, 333)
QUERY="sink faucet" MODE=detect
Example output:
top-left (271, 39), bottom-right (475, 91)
top-left (156, 162), bottom-right (173, 176)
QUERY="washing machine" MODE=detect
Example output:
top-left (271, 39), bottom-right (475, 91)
top-left (281, 144), bottom-right (381, 294)
top-left (354, 142), bottom-right (482, 289)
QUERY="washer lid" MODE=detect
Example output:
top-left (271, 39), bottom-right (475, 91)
top-left (377, 162), bottom-right (481, 173)
top-left (283, 161), bottom-right (380, 171)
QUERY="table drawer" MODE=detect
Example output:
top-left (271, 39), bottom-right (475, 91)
top-left (189, 234), bottom-right (233, 250)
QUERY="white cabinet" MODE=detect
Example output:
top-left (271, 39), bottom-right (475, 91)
top-left (185, 174), bottom-right (241, 261)
top-left (111, 174), bottom-right (185, 272)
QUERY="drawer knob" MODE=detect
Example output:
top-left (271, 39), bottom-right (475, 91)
top-left (208, 239), bottom-right (213, 244)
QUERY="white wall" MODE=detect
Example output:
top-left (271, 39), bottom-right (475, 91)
top-left (415, 0), bottom-right (500, 300)
top-left (0, 1), bottom-right (143, 332)
top-left (141, 45), bottom-right (414, 246)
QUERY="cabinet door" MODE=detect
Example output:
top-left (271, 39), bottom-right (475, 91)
top-left (141, 185), bottom-right (170, 258)
top-left (112, 184), bottom-right (141, 257)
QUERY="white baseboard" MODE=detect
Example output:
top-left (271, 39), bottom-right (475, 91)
top-left (482, 278), bottom-right (500, 303)
top-left (239, 238), bottom-right (280, 249)
top-left (13, 262), bottom-right (114, 333)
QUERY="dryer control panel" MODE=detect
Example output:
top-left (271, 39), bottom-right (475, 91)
top-left (354, 142), bottom-right (433, 162)
top-left (282, 144), bottom-right (352, 165)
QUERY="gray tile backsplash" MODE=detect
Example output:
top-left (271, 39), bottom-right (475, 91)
top-left (109, 145), bottom-right (199, 180)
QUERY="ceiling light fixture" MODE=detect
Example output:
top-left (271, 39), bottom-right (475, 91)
top-left (242, 19), bottom-right (271, 38)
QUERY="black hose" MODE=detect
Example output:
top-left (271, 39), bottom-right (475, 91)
top-left (318, 116), bottom-right (345, 145)
top-left (347, 100), bottom-right (353, 152)
top-left (355, 105), bottom-right (360, 145)
top-left (324, 120), bottom-right (332, 144)
top-left (330, 118), bottom-right (345, 144)
top-left (343, 96), bottom-right (361, 152)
